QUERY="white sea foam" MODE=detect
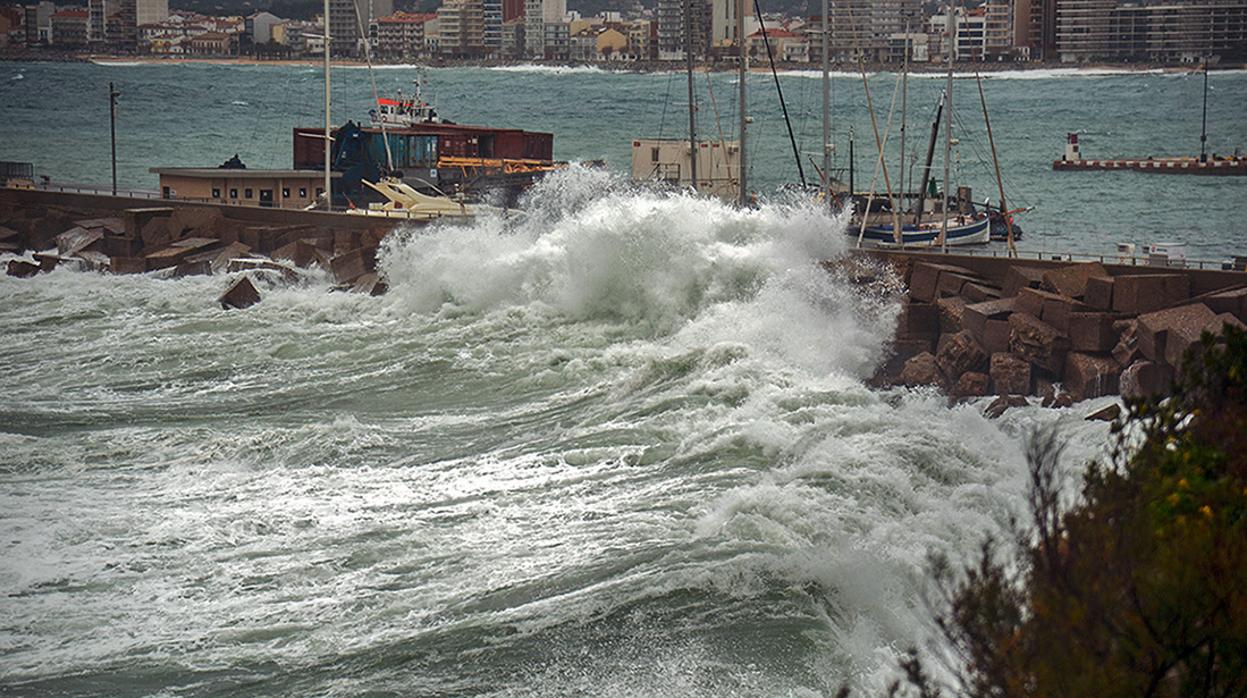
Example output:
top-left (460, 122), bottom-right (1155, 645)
top-left (487, 63), bottom-right (612, 75)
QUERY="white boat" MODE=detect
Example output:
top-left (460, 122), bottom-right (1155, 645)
top-left (368, 80), bottom-right (443, 129)
top-left (347, 177), bottom-right (483, 219)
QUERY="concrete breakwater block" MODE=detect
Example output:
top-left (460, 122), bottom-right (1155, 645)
top-left (1136, 303), bottom-right (1216, 365)
top-left (219, 276), bottom-right (260, 310)
top-left (899, 351), bottom-right (945, 389)
top-left (1120, 361), bottom-right (1173, 399)
top-left (936, 330), bottom-right (989, 379)
top-left (55, 226), bottom-right (104, 257)
top-left (331, 247), bottom-right (378, 285)
top-left (1041, 261), bottom-right (1108, 299)
top-left (1068, 312), bottom-right (1121, 352)
top-left (144, 237), bottom-right (222, 271)
top-left (1084, 275), bottom-right (1115, 310)
top-left (123, 207), bottom-right (174, 239)
top-left (1203, 286), bottom-right (1247, 321)
top-left (1112, 274), bottom-right (1190, 315)
top-left (990, 353), bottom-right (1031, 396)
top-left (226, 257), bottom-right (299, 283)
top-left (1008, 312), bottom-right (1070, 374)
top-left (6, 259), bottom-right (40, 278)
top-left (1063, 352), bottom-right (1121, 402)
top-left (984, 394), bottom-right (1029, 419)
top-left (909, 262), bottom-right (978, 303)
top-left (1002, 265), bottom-right (1045, 297)
top-left (1085, 403), bottom-right (1121, 422)
top-left (896, 301), bottom-right (939, 339)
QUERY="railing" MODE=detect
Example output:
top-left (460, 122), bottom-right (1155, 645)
top-left (897, 245), bottom-right (1247, 272)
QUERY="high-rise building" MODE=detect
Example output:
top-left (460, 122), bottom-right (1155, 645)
top-left (656, 0), bottom-right (709, 60)
top-left (708, 0), bottom-right (753, 52)
top-left (524, 0), bottom-right (564, 57)
top-left (483, 0), bottom-right (501, 55)
top-left (330, 0), bottom-right (394, 55)
top-left (503, 0), bottom-right (524, 22)
top-left (825, 0), bottom-right (921, 62)
top-left (134, 0), bottom-right (167, 26)
top-left (376, 11), bottom-right (434, 58)
top-left (437, 0), bottom-right (484, 57)
top-left (1054, 0), bottom-right (1247, 62)
top-left (1013, 0), bottom-right (1057, 61)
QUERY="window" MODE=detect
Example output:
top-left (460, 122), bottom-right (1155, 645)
top-left (229, 188), bottom-right (238, 199)
top-left (299, 187), bottom-right (307, 198)
top-left (244, 188), bottom-right (253, 199)
top-left (162, 186), bottom-right (171, 198)
top-left (212, 187), bottom-right (221, 198)
top-left (316, 188), bottom-right (324, 197)
top-left (651, 147), bottom-right (659, 162)
top-left (282, 187), bottom-right (291, 198)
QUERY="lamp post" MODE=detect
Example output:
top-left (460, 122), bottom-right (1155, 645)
top-left (109, 82), bottom-right (120, 196)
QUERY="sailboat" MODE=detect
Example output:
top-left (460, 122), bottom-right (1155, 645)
top-left (849, 7), bottom-right (1017, 250)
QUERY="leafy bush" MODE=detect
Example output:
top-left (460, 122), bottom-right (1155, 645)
top-left (895, 326), bottom-right (1247, 697)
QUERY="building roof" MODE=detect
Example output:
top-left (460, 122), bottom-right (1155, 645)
top-left (749, 27), bottom-right (800, 39)
top-left (378, 11), bottom-right (436, 24)
top-left (53, 9), bottom-right (88, 18)
top-left (151, 167), bottom-right (343, 178)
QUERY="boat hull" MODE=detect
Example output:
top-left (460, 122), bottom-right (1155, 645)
top-left (858, 215), bottom-right (991, 247)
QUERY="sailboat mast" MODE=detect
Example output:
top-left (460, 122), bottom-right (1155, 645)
top-left (976, 72), bottom-right (1014, 256)
top-left (820, 0), bottom-right (830, 198)
top-left (686, 0), bottom-right (698, 189)
top-left (899, 21), bottom-right (908, 214)
top-left (323, 0), bottom-right (331, 210)
top-left (914, 90), bottom-right (943, 226)
top-left (939, 5), bottom-right (954, 252)
top-left (737, 0), bottom-right (747, 206)
top-left (1200, 61), bottom-right (1209, 163)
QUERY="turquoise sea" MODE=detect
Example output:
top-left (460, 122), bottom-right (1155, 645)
top-left (1, 60), bottom-right (1246, 257)
top-left (0, 60), bottom-right (1242, 696)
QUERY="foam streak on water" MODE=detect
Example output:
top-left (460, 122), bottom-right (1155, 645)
top-left (0, 171), bottom-right (1112, 695)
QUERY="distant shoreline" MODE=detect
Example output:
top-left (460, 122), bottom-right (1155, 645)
top-left (4, 50), bottom-right (1244, 75)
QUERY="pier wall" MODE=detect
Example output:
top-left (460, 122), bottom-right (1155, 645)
top-left (853, 249), bottom-right (1247, 409)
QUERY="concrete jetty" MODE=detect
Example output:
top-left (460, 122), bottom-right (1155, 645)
top-left (1, 187), bottom-right (405, 296)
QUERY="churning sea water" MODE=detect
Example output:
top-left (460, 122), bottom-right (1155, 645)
top-left (0, 166), bottom-right (1121, 695)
